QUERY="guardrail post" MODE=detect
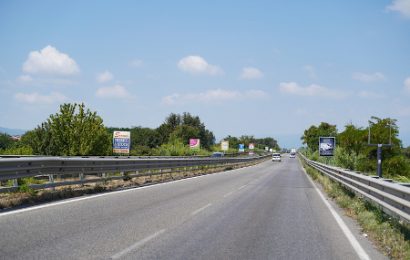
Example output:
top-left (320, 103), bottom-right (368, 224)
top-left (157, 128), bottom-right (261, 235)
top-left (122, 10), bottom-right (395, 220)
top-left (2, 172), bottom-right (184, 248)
top-left (12, 178), bottom-right (18, 188)
top-left (79, 171), bottom-right (84, 186)
top-left (48, 174), bottom-right (55, 190)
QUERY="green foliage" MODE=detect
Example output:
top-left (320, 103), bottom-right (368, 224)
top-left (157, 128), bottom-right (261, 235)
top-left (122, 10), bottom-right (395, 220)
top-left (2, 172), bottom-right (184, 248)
top-left (0, 146), bottom-right (33, 155)
top-left (156, 112), bottom-right (215, 149)
top-left (24, 103), bottom-right (111, 156)
top-left (301, 122), bottom-right (337, 152)
top-left (303, 117), bottom-right (410, 180)
top-left (0, 133), bottom-right (14, 150)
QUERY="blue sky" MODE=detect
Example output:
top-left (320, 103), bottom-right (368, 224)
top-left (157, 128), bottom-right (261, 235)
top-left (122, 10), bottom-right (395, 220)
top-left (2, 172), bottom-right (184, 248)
top-left (1, 0), bottom-right (410, 148)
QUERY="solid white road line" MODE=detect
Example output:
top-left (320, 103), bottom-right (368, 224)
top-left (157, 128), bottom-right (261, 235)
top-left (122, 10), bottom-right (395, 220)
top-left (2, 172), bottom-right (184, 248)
top-left (111, 229), bottom-right (166, 259)
top-left (191, 203), bottom-right (212, 216)
top-left (301, 165), bottom-right (371, 260)
top-left (237, 185), bottom-right (247, 190)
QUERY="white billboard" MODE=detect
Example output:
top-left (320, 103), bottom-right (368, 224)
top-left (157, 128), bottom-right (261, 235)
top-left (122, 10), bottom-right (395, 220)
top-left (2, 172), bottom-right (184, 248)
top-left (113, 131), bottom-right (131, 154)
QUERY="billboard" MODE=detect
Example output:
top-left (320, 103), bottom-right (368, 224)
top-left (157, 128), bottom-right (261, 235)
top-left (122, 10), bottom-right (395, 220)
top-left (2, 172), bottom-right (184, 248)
top-left (249, 143), bottom-right (255, 150)
top-left (221, 141), bottom-right (229, 151)
top-left (238, 144), bottom-right (245, 153)
top-left (319, 137), bottom-right (336, 156)
top-left (113, 131), bottom-right (131, 154)
top-left (189, 139), bottom-right (201, 149)
top-left (265, 146), bottom-right (269, 151)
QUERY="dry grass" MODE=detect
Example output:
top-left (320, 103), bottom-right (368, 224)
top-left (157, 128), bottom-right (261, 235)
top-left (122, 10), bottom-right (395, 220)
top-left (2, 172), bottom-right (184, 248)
top-left (302, 161), bottom-right (410, 259)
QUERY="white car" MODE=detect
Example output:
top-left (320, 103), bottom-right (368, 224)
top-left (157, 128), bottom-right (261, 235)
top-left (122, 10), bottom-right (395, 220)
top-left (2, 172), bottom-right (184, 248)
top-left (272, 153), bottom-right (281, 162)
top-left (289, 153), bottom-right (296, 158)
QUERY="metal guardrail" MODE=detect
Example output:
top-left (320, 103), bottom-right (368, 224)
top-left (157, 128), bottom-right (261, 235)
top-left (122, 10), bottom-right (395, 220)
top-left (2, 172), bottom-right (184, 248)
top-left (300, 153), bottom-right (410, 224)
top-left (0, 154), bottom-right (270, 192)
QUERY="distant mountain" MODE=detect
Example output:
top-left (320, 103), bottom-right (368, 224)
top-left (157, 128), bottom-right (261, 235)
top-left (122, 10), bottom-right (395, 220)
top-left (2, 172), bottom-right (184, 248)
top-left (0, 127), bottom-right (27, 135)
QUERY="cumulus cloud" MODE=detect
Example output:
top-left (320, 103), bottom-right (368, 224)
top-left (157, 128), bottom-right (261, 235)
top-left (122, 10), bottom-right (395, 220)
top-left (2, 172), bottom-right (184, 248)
top-left (279, 82), bottom-right (347, 98)
top-left (352, 72), bottom-right (385, 82)
top-left (130, 59), bottom-right (143, 68)
top-left (177, 55), bottom-right (223, 75)
top-left (387, 0), bottom-right (410, 18)
top-left (17, 75), bottom-right (33, 83)
top-left (357, 91), bottom-right (385, 99)
top-left (404, 77), bottom-right (410, 93)
top-left (96, 70), bottom-right (113, 83)
top-left (14, 92), bottom-right (68, 105)
top-left (96, 84), bottom-right (132, 99)
top-left (22, 45), bottom-right (79, 76)
top-left (303, 65), bottom-right (317, 79)
top-left (240, 67), bottom-right (263, 80)
top-left (162, 88), bottom-right (268, 105)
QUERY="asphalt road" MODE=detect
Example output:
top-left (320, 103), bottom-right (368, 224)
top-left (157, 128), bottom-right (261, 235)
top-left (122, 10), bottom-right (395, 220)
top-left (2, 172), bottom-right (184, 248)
top-left (0, 157), bottom-right (387, 260)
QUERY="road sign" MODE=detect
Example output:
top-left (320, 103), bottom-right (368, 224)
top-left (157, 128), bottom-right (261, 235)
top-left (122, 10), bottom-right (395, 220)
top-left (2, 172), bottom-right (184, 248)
top-left (319, 137), bottom-right (335, 156)
top-left (189, 139), bottom-right (200, 149)
top-left (221, 141), bottom-right (229, 151)
top-left (113, 131), bottom-right (130, 154)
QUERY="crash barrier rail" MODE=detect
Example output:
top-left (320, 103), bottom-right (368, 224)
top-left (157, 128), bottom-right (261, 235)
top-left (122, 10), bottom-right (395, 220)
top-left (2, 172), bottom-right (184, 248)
top-left (299, 153), bottom-right (410, 224)
top-left (0, 154), bottom-right (270, 192)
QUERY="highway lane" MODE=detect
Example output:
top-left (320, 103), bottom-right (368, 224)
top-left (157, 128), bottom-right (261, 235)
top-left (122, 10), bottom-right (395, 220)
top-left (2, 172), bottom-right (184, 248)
top-left (0, 157), bottom-right (386, 259)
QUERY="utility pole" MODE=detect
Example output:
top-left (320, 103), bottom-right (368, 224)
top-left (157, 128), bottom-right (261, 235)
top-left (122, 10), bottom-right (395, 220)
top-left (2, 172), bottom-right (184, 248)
top-left (368, 120), bottom-right (392, 178)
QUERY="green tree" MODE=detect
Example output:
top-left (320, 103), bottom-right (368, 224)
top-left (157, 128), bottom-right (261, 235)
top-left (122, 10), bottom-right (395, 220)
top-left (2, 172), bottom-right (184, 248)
top-left (0, 133), bottom-right (13, 150)
top-left (25, 103), bottom-right (111, 156)
top-left (338, 124), bottom-right (367, 156)
top-left (301, 122), bottom-right (337, 151)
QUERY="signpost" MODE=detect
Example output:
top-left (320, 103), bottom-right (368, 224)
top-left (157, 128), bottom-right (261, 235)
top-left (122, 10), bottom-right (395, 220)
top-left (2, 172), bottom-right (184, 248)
top-left (319, 137), bottom-right (335, 157)
top-left (113, 131), bottom-right (131, 155)
top-left (368, 120), bottom-right (392, 178)
top-left (189, 139), bottom-right (201, 150)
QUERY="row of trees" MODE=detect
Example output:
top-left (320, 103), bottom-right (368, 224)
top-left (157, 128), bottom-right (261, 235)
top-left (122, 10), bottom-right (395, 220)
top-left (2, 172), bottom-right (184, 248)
top-left (0, 103), bottom-right (278, 156)
top-left (301, 117), bottom-right (410, 179)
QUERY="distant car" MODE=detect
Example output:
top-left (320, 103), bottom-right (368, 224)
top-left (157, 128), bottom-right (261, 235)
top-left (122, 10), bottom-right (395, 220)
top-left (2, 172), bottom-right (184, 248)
top-left (272, 153), bottom-right (281, 162)
top-left (290, 153), bottom-right (296, 158)
top-left (211, 152), bottom-right (224, 157)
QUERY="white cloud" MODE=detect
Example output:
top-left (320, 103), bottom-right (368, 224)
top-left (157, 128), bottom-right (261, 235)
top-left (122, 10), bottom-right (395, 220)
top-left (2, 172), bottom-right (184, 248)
top-left (96, 84), bottom-right (132, 99)
top-left (357, 90), bottom-right (385, 99)
top-left (17, 75), bottom-right (33, 83)
top-left (177, 55), bottom-right (223, 75)
top-left (22, 45), bottom-right (79, 76)
top-left (162, 88), bottom-right (268, 105)
top-left (14, 92), bottom-right (68, 105)
top-left (240, 67), bottom-right (263, 80)
top-left (352, 72), bottom-right (385, 82)
top-left (96, 70), bottom-right (113, 83)
top-left (387, 0), bottom-right (410, 18)
top-left (279, 82), bottom-right (347, 98)
top-left (303, 65), bottom-right (317, 79)
top-left (130, 59), bottom-right (143, 68)
top-left (404, 77), bottom-right (410, 93)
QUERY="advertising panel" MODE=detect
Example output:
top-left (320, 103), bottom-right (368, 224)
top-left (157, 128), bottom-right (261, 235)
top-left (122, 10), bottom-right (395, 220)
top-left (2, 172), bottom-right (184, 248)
top-left (221, 141), bottom-right (229, 151)
top-left (113, 131), bottom-right (131, 154)
top-left (238, 143), bottom-right (245, 153)
top-left (249, 143), bottom-right (255, 150)
top-left (319, 137), bottom-right (336, 156)
top-left (189, 138), bottom-right (201, 149)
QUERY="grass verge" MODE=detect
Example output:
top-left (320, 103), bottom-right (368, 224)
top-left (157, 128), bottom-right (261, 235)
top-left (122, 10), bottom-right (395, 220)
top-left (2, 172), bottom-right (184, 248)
top-left (301, 160), bottom-right (410, 259)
